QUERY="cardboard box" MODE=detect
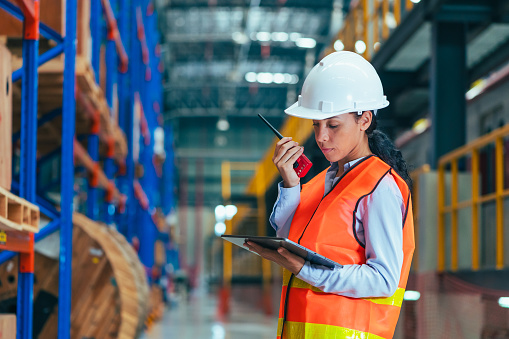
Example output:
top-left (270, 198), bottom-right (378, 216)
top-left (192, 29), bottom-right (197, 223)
top-left (0, 43), bottom-right (12, 191)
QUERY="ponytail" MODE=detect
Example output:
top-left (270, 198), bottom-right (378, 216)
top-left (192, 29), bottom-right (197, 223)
top-left (362, 113), bottom-right (413, 189)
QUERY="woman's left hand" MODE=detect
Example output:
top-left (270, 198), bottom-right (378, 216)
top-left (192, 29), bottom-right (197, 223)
top-left (244, 241), bottom-right (305, 275)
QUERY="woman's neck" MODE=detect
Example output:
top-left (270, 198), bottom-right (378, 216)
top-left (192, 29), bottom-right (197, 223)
top-left (335, 152), bottom-right (373, 177)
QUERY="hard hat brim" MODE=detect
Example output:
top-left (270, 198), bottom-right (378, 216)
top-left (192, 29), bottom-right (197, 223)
top-left (284, 101), bottom-right (389, 120)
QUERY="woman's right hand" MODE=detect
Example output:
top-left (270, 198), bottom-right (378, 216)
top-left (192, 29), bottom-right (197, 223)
top-left (272, 137), bottom-right (304, 188)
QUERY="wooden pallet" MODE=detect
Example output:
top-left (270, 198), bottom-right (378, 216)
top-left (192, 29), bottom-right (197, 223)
top-left (0, 186), bottom-right (40, 233)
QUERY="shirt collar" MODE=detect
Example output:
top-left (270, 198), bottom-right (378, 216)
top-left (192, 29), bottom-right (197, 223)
top-left (329, 157), bottom-right (365, 172)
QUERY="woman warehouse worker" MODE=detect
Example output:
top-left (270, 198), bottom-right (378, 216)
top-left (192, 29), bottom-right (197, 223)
top-left (245, 51), bottom-right (415, 339)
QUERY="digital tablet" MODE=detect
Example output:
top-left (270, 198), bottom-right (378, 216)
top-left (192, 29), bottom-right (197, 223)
top-left (220, 235), bottom-right (342, 270)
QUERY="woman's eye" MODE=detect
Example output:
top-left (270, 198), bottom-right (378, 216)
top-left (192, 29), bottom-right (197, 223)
top-left (328, 125), bottom-right (338, 129)
top-left (312, 123), bottom-right (319, 127)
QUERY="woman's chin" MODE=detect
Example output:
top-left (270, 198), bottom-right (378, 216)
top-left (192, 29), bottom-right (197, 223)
top-left (322, 152), bottom-right (339, 163)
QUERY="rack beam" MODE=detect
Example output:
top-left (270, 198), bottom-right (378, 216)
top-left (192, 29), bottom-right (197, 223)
top-left (0, 0), bottom-right (63, 43)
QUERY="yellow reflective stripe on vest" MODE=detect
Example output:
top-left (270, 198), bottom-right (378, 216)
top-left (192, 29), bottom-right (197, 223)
top-left (283, 270), bottom-right (404, 307)
top-left (277, 319), bottom-right (385, 339)
top-left (364, 287), bottom-right (405, 306)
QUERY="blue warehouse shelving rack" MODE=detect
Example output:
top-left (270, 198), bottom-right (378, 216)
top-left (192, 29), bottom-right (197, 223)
top-left (0, 0), bottom-right (173, 337)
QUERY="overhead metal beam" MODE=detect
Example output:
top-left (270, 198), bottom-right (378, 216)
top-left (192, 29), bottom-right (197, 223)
top-left (164, 82), bottom-right (297, 90)
top-left (164, 33), bottom-right (327, 44)
top-left (165, 108), bottom-right (283, 118)
top-left (468, 38), bottom-right (509, 83)
top-left (435, 4), bottom-right (493, 22)
top-left (162, 0), bottom-right (334, 9)
top-left (175, 147), bottom-right (269, 159)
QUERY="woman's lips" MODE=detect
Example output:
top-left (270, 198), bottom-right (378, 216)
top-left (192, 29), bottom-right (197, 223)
top-left (321, 148), bottom-right (333, 154)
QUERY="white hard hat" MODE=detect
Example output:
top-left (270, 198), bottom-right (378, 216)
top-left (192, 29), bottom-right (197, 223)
top-left (285, 51), bottom-right (389, 120)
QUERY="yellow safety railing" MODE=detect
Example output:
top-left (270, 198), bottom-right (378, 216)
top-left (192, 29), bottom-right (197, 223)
top-left (438, 124), bottom-right (509, 272)
top-left (323, 0), bottom-right (416, 60)
top-left (409, 164), bottom-right (431, 272)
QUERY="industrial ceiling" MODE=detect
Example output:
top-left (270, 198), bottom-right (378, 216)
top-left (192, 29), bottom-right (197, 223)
top-left (155, 0), bottom-right (342, 207)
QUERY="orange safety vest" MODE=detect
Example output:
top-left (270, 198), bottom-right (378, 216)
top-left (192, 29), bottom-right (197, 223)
top-left (277, 155), bottom-right (414, 339)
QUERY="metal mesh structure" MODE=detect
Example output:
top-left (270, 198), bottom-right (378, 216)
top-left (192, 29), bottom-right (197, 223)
top-left (395, 273), bottom-right (509, 339)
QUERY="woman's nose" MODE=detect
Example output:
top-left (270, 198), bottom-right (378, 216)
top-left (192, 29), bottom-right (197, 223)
top-left (316, 126), bottom-right (328, 142)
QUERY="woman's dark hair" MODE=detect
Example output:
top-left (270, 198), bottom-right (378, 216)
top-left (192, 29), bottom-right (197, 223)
top-left (356, 112), bottom-right (412, 189)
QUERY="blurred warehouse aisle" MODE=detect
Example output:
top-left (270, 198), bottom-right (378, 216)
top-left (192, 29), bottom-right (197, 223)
top-left (141, 292), bottom-right (278, 339)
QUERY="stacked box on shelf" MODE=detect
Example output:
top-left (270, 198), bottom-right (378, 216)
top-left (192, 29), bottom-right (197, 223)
top-left (0, 43), bottom-right (11, 191)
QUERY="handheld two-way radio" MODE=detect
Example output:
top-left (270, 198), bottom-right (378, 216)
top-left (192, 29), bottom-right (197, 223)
top-left (258, 114), bottom-right (313, 178)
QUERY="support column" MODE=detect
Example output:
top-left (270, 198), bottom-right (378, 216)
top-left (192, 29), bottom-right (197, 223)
top-left (87, 114), bottom-right (99, 220)
top-left (430, 21), bottom-right (467, 168)
top-left (59, 0), bottom-right (77, 336)
top-left (18, 1), bottom-right (40, 337)
top-left (117, 0), bottom-right (129, 234)
top-left (104, 2), bottom-right (117, 224)
top-left (126, 0), bottom-right (140, 241)
top-left (90, 0), bottom-right (101, 81)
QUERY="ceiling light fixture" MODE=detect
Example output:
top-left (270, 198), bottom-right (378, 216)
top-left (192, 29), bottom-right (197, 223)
top-left (245, 72), bottom-right (257, 83)
top-left (296, 37), bottom-right (317, 48)
top-left (403, 291), bottom-right (421, 301)
top-left (499, 297), bottom-right (509, 308)
top-left (273, 73), bottom-right (285, 84)
top-left (256, 32), bottom-right (271, 42)
top-left (385, 12), bottom-right (397, 29)
top-left (225, 205), bottom-right (238, 220)
top-left (289, 32), bottom-right (302, 41)
top-left (257, 72), bottom-right (273, 84)
top-left (215, 205), bottom-right (226, 221)
top-left (334, 39), bottom-right (344, 51)
top-left (232, 32), bottom-right (248, 44)
top-left (216, 118), bottom-right (230, 131)
top-left (215, 222), bottom-right (226, 236)
top-left (272, 32), bottom-right (289, 42)
top-left (355, 40), bottom-right (367, 54)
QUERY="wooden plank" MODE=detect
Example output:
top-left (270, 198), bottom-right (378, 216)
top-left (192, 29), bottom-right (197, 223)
top-left (77, 0), bottom-right (91, 62)
top-left (0, 194), bottom-right (6, 218)
top-left (0, 43), bottom-right (12, 191)
top-left (0, 314), bottom-right (16, 339)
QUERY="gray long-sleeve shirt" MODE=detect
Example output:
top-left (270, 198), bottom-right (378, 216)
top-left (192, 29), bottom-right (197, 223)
top-left (269, 158), bottom-right (405, 298)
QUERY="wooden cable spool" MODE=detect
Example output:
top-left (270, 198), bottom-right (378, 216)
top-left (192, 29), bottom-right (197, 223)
top-left (0, 213), bottom-right (149, 338)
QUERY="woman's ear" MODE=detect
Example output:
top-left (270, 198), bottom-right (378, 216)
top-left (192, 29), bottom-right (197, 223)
top-left (359, 111), bottom-right (373, 131)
